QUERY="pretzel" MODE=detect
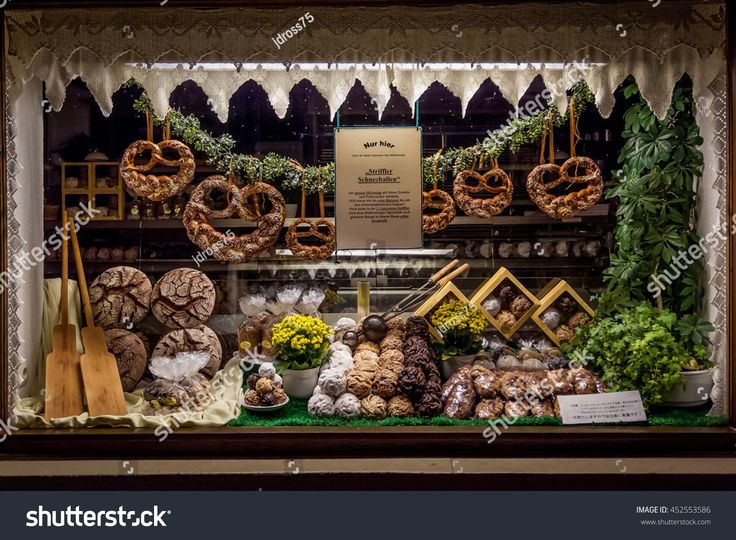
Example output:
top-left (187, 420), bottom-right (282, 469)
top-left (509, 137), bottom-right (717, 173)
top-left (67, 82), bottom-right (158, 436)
top-left (286, 218), bottom-right (336, 261)
top-left (183, 179), bottom-right (286, 261)
top-left (121, 139), bottom-right (195, 201)
top-left (422, 189), bottom-right (456, 234)
top-left (453, 169), bottom-right (513, 218)
top-left (526, 157), bottom-right (602, 219)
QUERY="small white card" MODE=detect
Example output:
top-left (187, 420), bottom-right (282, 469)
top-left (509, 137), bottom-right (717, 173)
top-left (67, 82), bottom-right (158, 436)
top-left (557, 391), bottom-right (647, 425)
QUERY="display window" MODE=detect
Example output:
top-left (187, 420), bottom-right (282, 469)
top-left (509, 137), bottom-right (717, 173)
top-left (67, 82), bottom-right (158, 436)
top-left (0, 0), bottom-right (733, 458)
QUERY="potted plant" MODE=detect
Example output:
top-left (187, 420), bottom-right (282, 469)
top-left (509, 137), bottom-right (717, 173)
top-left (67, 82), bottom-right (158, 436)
top-left (270, 314), bottom-right (332, 398)
top-left (430, 300), bottom-right (486, 379)
top-left (661, 314), bottom-right (714, 407)
top-left (564, 303), bottom-right (712, 410)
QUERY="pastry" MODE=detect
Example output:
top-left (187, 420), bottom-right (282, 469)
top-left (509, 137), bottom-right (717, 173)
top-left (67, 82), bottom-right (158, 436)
top-left (504, 399), bottom-right (530, 417)
top-left (499, 371), bottom-right (528, 401)
top-left (475, 398), bottom-right (504, 419)
top-left (89, 266), bottom-right (152, 329)
top-left (121, 139), bottom-right (195, 201)
top-left (286, 218), bottom-right (336, 261)
top-left (531, 398), bottom-right (555, 417)
top-left (526, 157), bottom-right (603, 219)
top-left (510, 295), bottom-right (533, 319)
top-left (360, 395), bottom-right (388, 419)
top-left (443, 375), bottom-right (476, 419)
top-left (355, 341), bottom-right (380, 355)
top-left (482, 296), bottom-right (501, 317)
top-left (496, 310), bottom-right (517, 331)
top-left (387, 395), bottom-right (414, 417)
top-left (372, 368), bottom-right (400, 399)
top-left (541, 308), bottom-right (562, 329)
top-left (568, 311), bottom-right (591, 329)
top-left (151, 268), bottom-right (215, 329)
top-left (334, 393), bottom-right (361, 418)
top-left (346, 370), bottom-right (373, 399)
top-left (184, 178), bottom-right (286, 261)
top-left (453, 168), bottom-right (513, 218)
top-left (422, 189), bottom-right (456, 234)
top-left (470, 366), bottom-right (501, 398)
top-left (544, 369), bottom-right (574, 395)
top-left (554, 324), bottom-right (575, 342)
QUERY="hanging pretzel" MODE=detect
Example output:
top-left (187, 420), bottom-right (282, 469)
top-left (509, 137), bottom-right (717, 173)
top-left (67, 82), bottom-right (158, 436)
top-left (121, 110), bottom-right (195, 201)
top-left (453, 150), bottom-right (513, 218)
top-left (286, 165), bottom-right (336, 261)
top-left (183, 162), bottom-right (286, 261)
top-left (526, 102), bottom-right (603, 219)
top-left (422, 149), bottom-right (456, 234)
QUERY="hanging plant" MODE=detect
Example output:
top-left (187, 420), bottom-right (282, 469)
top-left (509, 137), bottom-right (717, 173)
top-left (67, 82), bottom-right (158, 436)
top-left (599, 79), bottom-right (708, 317)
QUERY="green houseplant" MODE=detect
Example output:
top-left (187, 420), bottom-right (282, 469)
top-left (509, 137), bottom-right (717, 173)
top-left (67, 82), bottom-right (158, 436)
top-left (564, 303), bottom-right (712, 410)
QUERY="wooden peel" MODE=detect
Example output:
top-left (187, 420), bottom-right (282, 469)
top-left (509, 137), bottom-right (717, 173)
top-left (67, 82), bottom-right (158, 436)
top-left (44, 219), bottom-right (84, 421)
top-left (69, 217), bottom-right (127, 417)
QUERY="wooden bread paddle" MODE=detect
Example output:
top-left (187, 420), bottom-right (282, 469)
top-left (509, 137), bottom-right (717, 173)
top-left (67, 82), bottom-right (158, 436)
top-left (68, 217), bottom-right (127, 417)
top-left (44, 219), bottom-right (84, 421)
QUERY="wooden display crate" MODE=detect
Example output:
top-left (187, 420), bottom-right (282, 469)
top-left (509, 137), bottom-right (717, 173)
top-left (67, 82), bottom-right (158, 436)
top-left (469, 266), bottom-right (539, 340)
top-left (61, 161), bottom-right (124, 221)
top-left (413, 281), bottom-right (472, 342)
top-left (530, 278), bottom-right (596, 346)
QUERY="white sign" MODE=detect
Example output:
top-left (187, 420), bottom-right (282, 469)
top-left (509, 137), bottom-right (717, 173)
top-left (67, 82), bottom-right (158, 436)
top-left (557, 391), bottom-right (647, 425)
top-left (334, 127), bottom-right (422, 249)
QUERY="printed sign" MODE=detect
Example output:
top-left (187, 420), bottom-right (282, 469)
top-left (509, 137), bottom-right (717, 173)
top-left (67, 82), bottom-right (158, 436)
top-left (334, 127), bottom-right (422, 249)
top-left (557, 390), bottom-right (647, 424)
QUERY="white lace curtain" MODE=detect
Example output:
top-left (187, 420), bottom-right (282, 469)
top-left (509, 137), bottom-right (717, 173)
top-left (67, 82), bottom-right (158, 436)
top-left (2, 1), bottom-right (730, 416)
top-left (4, 2), bottom-right (727, 120)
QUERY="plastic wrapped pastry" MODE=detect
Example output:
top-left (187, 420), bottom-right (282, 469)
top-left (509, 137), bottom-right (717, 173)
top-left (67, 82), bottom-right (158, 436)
top-left (475, 398), bottom-right (505, 419)
top-left (297, 288), bottom-right (326, 315)
top-left (239, 291), bottom-right (268, 317)
top-left (504, 399), bottom-right (530, 417)
top-left (499, 371), bottom-right (528, 401)
top-left (470, 366), bottom-right (501, 398)
top-left (530, 398), bottom-right (555, 417)
top-left (544, 369), bottom-right (574, 395)
top-left (572, 368), bottom-right (600, 395)
top-left (443, 375), bottom-right (476, 419)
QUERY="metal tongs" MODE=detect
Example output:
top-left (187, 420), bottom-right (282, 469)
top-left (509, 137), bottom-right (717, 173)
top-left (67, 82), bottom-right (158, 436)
top-left (343, 259), bottom-right (469, 345)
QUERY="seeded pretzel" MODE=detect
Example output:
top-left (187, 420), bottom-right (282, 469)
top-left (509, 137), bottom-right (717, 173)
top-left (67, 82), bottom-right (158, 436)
top-left (422, 189), bottom-right (456, 234)
top-left (184, 179), bottom-right (286, 261)
top-left (121, 139), bottom-right (195, 201)
top-left (286, 166), bottom-right (335, 261)
top-left (453, 168), bottom-right (513, 219)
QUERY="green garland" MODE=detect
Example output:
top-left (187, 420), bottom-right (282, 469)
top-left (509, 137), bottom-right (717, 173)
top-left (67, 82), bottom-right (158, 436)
top-left (126, 79), bottom-right (594, 194)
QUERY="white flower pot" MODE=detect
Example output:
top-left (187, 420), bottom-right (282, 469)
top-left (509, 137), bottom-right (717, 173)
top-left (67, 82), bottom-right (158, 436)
top-left (282, 366), bottom-right (320, 399)
top-left (441, 354), bottom-right (476, 380)
top-left (661, 369), bottom-right (714, 407)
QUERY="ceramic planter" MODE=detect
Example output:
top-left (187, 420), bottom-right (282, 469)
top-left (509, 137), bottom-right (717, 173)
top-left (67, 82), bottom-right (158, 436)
top-left (661, 369), bottom-right (714, 407)
top-left (282, 366), bottom-right (320, 399)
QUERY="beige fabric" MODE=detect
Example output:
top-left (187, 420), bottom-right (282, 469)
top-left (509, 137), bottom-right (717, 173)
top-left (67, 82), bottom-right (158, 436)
top-left (4, 2), bottom-right (726, 120)
top-left (14, 356), bottom-right (243, 430)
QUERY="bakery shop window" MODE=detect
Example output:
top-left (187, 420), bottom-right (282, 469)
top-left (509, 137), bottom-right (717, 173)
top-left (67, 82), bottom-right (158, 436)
top-left (3, 1), bottom-right (729, 434)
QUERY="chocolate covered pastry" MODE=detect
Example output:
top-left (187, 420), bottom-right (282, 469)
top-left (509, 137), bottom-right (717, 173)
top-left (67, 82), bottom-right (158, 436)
top-left (89, 266), bottom-right (152, 329)
top-left (556, 296), bottom-right (578, 315)
top-left (152, 268), bottom-right (215, 329)
top-left (404, 316), bottom-right (430, 338)
top-left (398, 366), bottom-right (426, 400)
top-left (152, 325), bottom-right (222, 378)
top-left (498, 285), bottom-right (516, 306)
top-left (416, 391), bottom-right (443, 418)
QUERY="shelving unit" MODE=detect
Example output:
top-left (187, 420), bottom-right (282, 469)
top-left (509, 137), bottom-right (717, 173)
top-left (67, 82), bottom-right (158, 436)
top-left (61, 161), bottom-right (124, 220)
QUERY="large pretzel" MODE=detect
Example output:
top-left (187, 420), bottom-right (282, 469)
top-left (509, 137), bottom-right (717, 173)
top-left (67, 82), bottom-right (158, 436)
top-left (422, 189), bottom-right (456, 234)
top-left (453, 168), bottom-right (513, 218)
top-left (527, 157), bottom-right (603, 220)
top-left (121, 140), bottom-right (195, 201)
top-left (286, 219), bottom-right (336, 261)
top-left (527, 102), bottom-right (603, 219)
top-left (183, 178), bottom-right (286, 261)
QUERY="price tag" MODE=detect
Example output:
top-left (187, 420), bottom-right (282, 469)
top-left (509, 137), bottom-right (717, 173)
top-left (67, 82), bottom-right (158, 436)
top-left (557, 391), bottom-right (647, 425)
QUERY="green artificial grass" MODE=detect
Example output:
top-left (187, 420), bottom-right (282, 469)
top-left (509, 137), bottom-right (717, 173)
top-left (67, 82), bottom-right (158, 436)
top-left (229, 399), bottom-right (726, 428)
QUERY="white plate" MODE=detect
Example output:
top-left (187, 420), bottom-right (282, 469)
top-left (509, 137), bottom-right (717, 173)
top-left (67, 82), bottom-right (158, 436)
top-left (241, 395), bottom-right (289, 413)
